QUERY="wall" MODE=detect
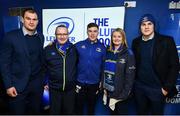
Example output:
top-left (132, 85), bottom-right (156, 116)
top-left (0, 0), bottom-right (180, 114)
top-left (0, 0), bottom-right (179, 47)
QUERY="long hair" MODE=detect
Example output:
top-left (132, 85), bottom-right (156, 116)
top-left (109, 28), bottom-right (128, 51)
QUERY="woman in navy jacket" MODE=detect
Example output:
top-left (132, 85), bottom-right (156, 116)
top-left (103, 28), bottom-right (136, 114)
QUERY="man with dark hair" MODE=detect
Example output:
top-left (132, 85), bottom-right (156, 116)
top-left (21, 8), bottom-right (36, 17)
top-left (75, 23), bottom-right (106, 115)
top-left (0, 8), bottom-right (44, 114)
top-left (43, 25), bottom-right (77, 114)
top-left (132, 14), bottom-right (179, 115)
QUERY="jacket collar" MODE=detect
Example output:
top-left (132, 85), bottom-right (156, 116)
top-left (86, 38), bottom-right (98, 44)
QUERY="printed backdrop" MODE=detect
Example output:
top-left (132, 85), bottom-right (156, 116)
top-left (160, 13), bottom-right (180, 115)
top-left (42, 7), bottom-right (125, 47)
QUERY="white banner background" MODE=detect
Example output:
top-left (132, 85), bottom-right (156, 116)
top-left (43, 7), bottom-right (125, 47)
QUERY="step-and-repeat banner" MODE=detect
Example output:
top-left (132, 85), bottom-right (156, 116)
top-left (160, 13), bottom-right (180, 115)
top-left (42, 7), bottom-right (125, 47)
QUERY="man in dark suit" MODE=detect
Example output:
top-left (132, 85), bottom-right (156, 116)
top-left (0, 8), bottom-right (44, 114)
top-left (132, 14), bottom-right (179, 115)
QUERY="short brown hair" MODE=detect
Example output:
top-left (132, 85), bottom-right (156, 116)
top-left (22, 8), bottom-right (37, 18)
top-left (87, 23), bottom-right (99, 30)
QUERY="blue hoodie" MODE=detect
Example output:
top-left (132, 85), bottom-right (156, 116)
top-left (75, 39), bottom-right (106, 84)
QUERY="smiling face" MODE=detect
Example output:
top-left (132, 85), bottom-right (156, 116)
top-left (112, 31), bottom-right (122, 47)
top-left (110, 28), bottom-right (127, 50)
top-left (22, 11), bottom-right (38, 32)
top-left (55, 27), bottom-right (69, 45)
top-left (140, 21), bottom-right (154, 39)
top-left (87, 26), bottom-right (99, 42)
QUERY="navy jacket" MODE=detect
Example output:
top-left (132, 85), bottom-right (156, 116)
top-left (132, 33), bottom-right (179, 93)
top-left (0, 29), bottom-right (44, 92)
top-left (103, 46), bottom-right (136, 100)
top-left (75, 39), bottom-right (106, 84)
top-left (43, 42), bottom-right (77, 91)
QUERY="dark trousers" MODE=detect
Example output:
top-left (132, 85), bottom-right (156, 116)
top-left (49, 88), bottom-right (75, 115)
top-left (75, 83), bottom-right (99, 115)
top-left (0, 87), bottom-right (9, 115)
top-left (134, 85), bottom-right (165, 115)
top-left (0, 79), bottom-right (8, 114)
top-left (0, 95), bottom-right (8, 114)
top-left (8, 77), bottom-right (44, 114)
top-left (111, 99), bottom-right (129, 115)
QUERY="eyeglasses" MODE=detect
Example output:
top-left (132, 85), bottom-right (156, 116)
top-left (55, 33), bottom-right (68, 36)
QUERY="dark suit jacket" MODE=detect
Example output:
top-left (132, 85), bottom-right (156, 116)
top-left (132, 33), bottom-right (179, 93)
top-left (0, 29), bottom-right (44, 92)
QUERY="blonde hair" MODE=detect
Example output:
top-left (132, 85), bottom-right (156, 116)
top-left (109, 28), bottom-right (128, 51)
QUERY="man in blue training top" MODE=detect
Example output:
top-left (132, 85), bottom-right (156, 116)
top-left (75, 23), bottom-right (106, 115)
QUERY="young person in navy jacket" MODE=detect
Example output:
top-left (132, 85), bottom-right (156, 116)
top-left (103, 28), bottom-right (135, 114)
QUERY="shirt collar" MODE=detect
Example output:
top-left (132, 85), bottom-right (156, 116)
top-left (142, 33), bottom-right (154, 41)
top-left (22, 26), bottom-right (37, 36)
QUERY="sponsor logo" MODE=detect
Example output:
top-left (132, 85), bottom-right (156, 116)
top-left (96, 48), bottom-right (102, 52)
top-left (118, 59), bottom-right (126, 64)
top-left (51, 52), bottom-right (56, 56)
top-left (47, 17), bottom-right (75, 35)
top-left (81, 45), bottom-right (86, 49)
top-left (129, 66), bottom-right (136, 70)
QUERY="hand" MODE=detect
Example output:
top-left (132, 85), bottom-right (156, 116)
top-left (44, 84), bottom-right (49, 90)
top-left (99, 82), bottom-right (102, 89)
top-left (104, 89), bottom-right (107, 95)
top-left (6, 87), bottom-right (18, 97)
top-left (96, 82), bottom-right (102, 94)
top-left (161, 88), bottom-right (168, 96)
top-left (96, 90), bottom-right (99, 94)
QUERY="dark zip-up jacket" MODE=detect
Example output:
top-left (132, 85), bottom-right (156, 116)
top-left (43, 42), bottom-right (77, 91)
top-left (104, 46), bottom-right (136, 100)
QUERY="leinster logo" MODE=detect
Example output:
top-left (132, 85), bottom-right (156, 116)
top-left (81, 45), bottom-right (86, 49)
top-left (96, 48), bottom-right (102, 52)
top-left (47, 17), bottom-right (75, 35)
top-left (51, 52), bottom-right (56, 56)
top-left (118, 59), bottom-right (126, 64)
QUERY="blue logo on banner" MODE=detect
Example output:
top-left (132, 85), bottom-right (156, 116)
top-left (47, 17), bottom-right (75, 34)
